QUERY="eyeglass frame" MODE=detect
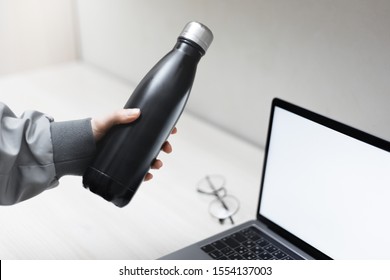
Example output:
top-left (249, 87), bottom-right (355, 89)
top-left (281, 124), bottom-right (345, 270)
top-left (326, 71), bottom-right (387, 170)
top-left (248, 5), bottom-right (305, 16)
top-left (196, 175), bottom-right (240, 225)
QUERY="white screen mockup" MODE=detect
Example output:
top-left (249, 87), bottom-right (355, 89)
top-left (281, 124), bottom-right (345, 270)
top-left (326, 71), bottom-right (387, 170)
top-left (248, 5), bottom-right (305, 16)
top-left (259, 107), bottom-right (390, 259)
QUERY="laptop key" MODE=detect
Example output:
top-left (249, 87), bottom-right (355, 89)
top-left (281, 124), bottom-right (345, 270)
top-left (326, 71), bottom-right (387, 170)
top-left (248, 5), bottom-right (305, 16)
top-left (242, 240), bottom-right (256, 249)
top-left (220, 247), bottom-right (235, 256)
top-left (251, 245), bottom-right (265, 255)
top-left (264, 244), bottom-right (278, 253)
top-left (257, 251), bottom-right (273, 260)
top-left (235, 245), bottom-right (249, 255)
top-left (230, 232), bottom-right (247, 243)
top-left (221, 237), bottom-right (240, 248)
top-left (228, 253), bottom-right (242, 260)
top-left (211, 241), bottom-right (227, 250)
top-left (241, 227), bottom-right (256, 236)
top-left (242, 251), bottom-right (256, 260)
top-left (201, 244), bottom-right (216, 253)
top-left (248, 233), bottom-right (261, 241)
top-left (242, 228), bottom-right (261, 241)
top-left (272, 250), bottom-right (287, 259)
top-left (256, 239), bottom-right (270, 247)
top-left (209, 250), bottom-right (224, 259)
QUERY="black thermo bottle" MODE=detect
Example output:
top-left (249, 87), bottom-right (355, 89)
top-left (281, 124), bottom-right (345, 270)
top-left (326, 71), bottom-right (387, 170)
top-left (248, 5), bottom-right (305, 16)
top-left (83, 22), bottom-right (213, 207)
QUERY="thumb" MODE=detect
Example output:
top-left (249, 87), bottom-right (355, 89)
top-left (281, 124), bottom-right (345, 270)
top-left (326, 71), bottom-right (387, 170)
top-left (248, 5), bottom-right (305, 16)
top-left (111, 108), bottom-right (141, 125)
top-left (92, 108), bottom-right (141, 141)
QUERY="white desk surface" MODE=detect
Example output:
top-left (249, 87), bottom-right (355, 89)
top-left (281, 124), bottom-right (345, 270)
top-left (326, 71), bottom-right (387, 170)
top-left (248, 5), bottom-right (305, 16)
top-left (0, 62), bottom-right (264, 259)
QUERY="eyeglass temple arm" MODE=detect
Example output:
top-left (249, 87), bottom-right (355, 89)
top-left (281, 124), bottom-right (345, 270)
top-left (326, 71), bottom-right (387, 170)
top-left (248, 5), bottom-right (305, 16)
top-left (206, 176), bottom-right (234, 225)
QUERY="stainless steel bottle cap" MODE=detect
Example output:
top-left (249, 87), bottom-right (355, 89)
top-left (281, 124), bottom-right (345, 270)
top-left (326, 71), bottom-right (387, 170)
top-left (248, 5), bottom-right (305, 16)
top-left (179, 21), bottom-right (214, 53)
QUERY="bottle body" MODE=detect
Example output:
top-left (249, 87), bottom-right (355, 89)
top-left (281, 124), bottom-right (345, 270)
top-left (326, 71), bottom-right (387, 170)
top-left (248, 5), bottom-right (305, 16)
top-left (83, 39), bottom-right (205, 207)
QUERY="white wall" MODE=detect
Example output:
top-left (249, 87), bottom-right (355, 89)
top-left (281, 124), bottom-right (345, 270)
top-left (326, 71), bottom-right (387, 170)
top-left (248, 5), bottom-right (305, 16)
top-left (74, 0), bottom-right (390, 147)
top-left (0, 0), bottom-right (76, 75)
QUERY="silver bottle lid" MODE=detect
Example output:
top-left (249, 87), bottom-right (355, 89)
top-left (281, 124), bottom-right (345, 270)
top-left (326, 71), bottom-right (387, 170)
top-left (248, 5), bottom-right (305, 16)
top-left (179, 21), bottom-right (214, 53)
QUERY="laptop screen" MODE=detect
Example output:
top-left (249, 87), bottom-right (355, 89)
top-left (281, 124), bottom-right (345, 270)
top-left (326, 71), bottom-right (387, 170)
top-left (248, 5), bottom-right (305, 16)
top-left (259, 99), bottom-right (390, 259)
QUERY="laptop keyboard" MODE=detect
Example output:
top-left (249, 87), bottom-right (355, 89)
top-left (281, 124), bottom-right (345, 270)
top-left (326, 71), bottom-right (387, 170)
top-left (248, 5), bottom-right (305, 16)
top-left (201, 226), bottom-right (296, 260)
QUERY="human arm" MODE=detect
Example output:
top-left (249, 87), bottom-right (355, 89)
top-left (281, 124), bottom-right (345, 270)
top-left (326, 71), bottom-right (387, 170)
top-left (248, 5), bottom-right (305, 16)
top-left (0, 102), bottom-right (60, 204)
top-left (0, 104), bottom-right (174, 205)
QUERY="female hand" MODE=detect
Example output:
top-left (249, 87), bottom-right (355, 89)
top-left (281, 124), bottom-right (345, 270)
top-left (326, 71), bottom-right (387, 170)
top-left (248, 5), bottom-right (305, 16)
top-left (91, 108), bottom-right (177, 181)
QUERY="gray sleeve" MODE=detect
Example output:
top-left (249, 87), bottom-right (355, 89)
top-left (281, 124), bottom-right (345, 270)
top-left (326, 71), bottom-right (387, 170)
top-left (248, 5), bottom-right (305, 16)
top-left (0, 102), bottom-right (96, 205)
top-left (50, 119), bottom-right (96, 178)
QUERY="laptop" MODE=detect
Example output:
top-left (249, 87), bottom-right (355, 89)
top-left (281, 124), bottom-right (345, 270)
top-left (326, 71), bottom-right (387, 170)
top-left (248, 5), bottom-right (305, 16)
top-left (161, 98), bottom-right (390, 260)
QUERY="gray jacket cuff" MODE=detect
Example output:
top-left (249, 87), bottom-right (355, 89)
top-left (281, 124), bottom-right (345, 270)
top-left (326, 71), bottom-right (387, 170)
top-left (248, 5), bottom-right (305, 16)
top-left (50, 118), bottom-right (96, 178)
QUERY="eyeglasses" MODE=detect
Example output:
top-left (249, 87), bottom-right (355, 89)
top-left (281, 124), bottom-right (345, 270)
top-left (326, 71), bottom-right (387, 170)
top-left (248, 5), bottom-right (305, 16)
top-left (196, 175), bottom-right (240, 225)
